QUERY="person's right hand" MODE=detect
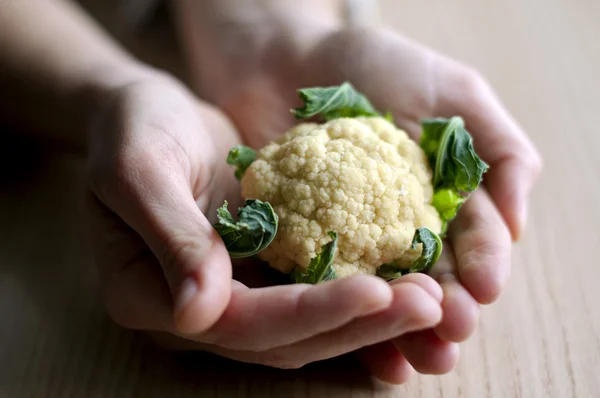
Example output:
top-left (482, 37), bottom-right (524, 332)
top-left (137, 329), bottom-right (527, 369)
top-left (84, 71), bottom-right (444, 369)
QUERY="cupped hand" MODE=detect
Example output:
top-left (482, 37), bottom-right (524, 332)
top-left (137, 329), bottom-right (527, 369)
top-left (305, 28), bottom-right (542, 382)
top-left (181, 26), bottom-right (541, 382)
top-left (84, 72), bottom-right (443, 370)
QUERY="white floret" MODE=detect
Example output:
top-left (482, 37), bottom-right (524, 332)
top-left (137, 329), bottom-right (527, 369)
top-left (241, 116), bottom-right (442, 278)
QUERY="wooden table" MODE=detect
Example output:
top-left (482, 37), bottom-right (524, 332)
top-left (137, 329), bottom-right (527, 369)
top-left (1, 0), bottom-right (599, 396)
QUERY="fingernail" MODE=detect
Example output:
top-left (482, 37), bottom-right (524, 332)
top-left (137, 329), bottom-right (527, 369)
top-left (518, 201), bottom-right (528, 232)
top-left (175, 277), bottom-right (198, 314)
top-left (511, 198), bottom-right (528, 241)
top-left (515, 172), bottom-right (532, 237)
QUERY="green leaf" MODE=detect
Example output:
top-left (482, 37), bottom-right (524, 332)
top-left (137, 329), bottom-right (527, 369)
top-left (376, 263), bottom-right (406, 281)
top-left (383, 111), bottom-right (395, 123)
top-left (375, 227), bottom-right (443, 281)
top-left (226, 145), bottom-right (257, 180)
top-left (292, 231), bottom-right (338, 284)
top-left (432, 188), bottom-right (466, 233)
top-left (421, 117), bottom-right (489, 192)
top-left (420, 116), bottom-right (489, 232)
top-left (420, 118), bottom-right (447, 163)
top-left (213, 199), bottom-right (278, 258)
top-left (409, 227), bottom-right (443, 273)
top-left (291, 81), bottom-right (382, 121)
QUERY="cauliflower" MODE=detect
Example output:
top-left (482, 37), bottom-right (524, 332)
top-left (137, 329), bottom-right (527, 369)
top-left (213, 82), bottom-right (488, 284)
top-left (240, 116), bottom-right (441, 278)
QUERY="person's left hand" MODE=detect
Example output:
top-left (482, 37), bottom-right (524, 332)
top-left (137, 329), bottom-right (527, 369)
top-left (174, 6), bottom-right (541, 383)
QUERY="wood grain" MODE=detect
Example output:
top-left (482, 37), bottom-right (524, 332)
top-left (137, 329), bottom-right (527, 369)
top-left (1, 0), bottom-right (599, 397)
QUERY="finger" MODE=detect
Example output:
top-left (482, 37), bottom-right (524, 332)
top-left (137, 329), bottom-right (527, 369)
top-left (101, 253), bottom-right (175, 332)
top-left (89, 150), bottom-right (232, 335)
top-left (390, 272), bottom-right (443, 303)
top-left (434, 60), bottom-right (542, 239)
top-left (434, 274), bottom-right (480, 342)
top-left (393, 330), bottom-right (460, 375)
top-left (427, 243), bottom-right (480, 342)
top-left (356, 342), bottom-right (414, 385)
top-left (85, 193), bottom-right (175, 331)
top-left (448, 189), bottom-right (512, 304)
top-left (203, 281), bottom-right (442, 369)
top-left (198, 275), bottom-right (393, 351)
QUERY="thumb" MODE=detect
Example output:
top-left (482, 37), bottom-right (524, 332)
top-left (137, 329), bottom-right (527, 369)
top-left (93, 155), bottom-right (232, 335)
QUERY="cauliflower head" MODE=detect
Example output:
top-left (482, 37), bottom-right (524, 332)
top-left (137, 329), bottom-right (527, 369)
top-left (214, 82), bottom-right (488, 284)
top-left (240, 116), bottom-right (442, 278)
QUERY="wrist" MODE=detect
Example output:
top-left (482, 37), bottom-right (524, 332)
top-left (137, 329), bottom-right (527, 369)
top-left (172, 0), bottom-right (344, 101)
top-left (175, 0), bottom-right (345, 27)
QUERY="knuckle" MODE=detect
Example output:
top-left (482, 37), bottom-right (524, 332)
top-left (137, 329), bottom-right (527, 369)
top-left (527, 149), bottom-right (544, 176)
top-left (157, 238), bottom-right (188, 282)
top-left (158, 234), bottom-right (211, 282)
top-left (511, 147), bottom-right (543, 182)
top-left (457, 233), bottom-right (507, 276)
top-left (455, 67), bottom-right (489, 105)
top-left (461, 67), bottom-right (487, 89)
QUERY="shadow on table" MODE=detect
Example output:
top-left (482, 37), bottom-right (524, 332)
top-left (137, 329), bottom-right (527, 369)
top-left (130, 341), bottom-right (379, 396)
top-left (0, 135), bottom-right (389, 397)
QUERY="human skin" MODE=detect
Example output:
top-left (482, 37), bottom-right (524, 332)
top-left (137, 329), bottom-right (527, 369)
top-left (172, 0), bottom-right (542, 382)
top-left (0, 0), bottom-right (541, 384)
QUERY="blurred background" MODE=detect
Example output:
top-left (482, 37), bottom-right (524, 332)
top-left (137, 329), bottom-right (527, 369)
top-left (1, 0), bottom-right (599, 397)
